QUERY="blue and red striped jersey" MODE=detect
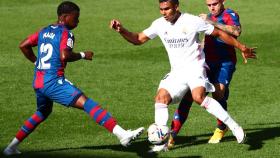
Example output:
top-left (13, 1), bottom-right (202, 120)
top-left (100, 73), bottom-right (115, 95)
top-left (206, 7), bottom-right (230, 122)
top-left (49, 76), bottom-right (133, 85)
top-left (28, 24), bottom-right (75, 89)
top-left (204, 8), bottom-right (241, 64)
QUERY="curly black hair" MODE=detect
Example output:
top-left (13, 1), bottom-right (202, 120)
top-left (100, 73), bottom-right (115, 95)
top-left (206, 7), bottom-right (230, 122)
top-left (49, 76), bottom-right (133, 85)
top-left (57, 1), bottom-right (80, 16)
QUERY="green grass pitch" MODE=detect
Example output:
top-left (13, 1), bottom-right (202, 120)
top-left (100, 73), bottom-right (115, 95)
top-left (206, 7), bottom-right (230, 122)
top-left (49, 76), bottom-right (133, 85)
top-left (0, 0), bottom-right (280, 157)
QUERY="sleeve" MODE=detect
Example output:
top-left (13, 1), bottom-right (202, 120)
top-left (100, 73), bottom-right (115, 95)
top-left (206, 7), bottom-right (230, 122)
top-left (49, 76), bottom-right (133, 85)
top-left (223, 10), bottom-right (241, 26)
top-left (60, 29), bottom-right (74, 52)
top-left (143, 20), bottom-right (158, 39)
top-left (196, 16), bottom-right (215, 35)
top-left (27, 31), bottom-right (39, 46)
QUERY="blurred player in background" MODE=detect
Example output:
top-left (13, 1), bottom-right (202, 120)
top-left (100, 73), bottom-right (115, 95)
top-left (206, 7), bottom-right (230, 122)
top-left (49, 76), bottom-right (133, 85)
top-left (110, 0), bottom-right (255, 152)
top-left (168, 0), bottom-right (247, 148)
top-left (3, 1), bottom-right (144, 156)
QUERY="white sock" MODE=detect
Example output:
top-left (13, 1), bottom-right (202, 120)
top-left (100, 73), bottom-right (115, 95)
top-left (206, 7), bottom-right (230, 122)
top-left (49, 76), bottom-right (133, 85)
top-left (7, 137), bottom-right (20, 149)
top-left (112, 125), bottom-right (128, 140)
top-left (201, 96), bottom-right (239, 130)
top-left (155, 103), bottom-right (168, 126)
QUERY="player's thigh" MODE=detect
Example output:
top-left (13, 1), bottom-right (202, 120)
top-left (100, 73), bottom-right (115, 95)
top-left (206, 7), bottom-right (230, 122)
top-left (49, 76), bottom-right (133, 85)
top-left (187, 67), bottom-right (215, 93)
top-left (209, 62), bottom-right (236, 87)
top-left (46, 78), bottom-right (83, 107)
top-left (35, 89), bottom-right (53, 115)
top-left (212, 62), bottom-right (235, 99)
top-left (158, 73), bottom-right (189, 104)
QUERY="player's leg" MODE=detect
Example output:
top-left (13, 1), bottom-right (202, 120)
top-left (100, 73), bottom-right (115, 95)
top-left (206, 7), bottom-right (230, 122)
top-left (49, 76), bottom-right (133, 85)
top-left (154, 88), bottom-right (172, 126)
top-left (73, 95), bottom-right (144, 147)
top-left (154, 72), bottom-right (188, 127)
top-left (150, 72), bottom-right (189, 152)
top-left (208, 62), bottom-right (235, 143)
top-left (148, 88), bottom-right (172, 152)
top-left (213, 84), bottom-right (228, 130)
top-left (3, 90), bottom-right (53, 156)
top-left (168, 91), bottom-right (193, 149)
top-left (208, 83), bottom-right (229, 143)
top-left (51, 79), bottom-right (144, 147)
top-left (191, 85), bottom-right (245, 143)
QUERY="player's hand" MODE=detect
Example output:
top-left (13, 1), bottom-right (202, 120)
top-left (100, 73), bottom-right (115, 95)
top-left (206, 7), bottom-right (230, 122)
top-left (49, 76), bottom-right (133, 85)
top-left (199, 13), bottom-right (208, 21)
top-left (110, 19), bottom-right (122, 32)
top-left (240, 46), bottom-right (257, 64)
top-left (84, 51), bottom-right (94, 60)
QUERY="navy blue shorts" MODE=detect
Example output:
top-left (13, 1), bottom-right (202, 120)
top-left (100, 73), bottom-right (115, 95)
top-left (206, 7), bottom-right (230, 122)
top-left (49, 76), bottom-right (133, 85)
top-left (207, 62), bottom-right (236, 87)
top-left (35, 78), bottom-right (83, 110)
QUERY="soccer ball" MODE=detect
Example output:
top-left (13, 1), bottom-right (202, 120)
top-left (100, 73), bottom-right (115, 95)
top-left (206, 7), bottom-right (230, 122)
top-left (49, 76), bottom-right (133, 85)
top-left (147, 123), bottom-right (170, 145)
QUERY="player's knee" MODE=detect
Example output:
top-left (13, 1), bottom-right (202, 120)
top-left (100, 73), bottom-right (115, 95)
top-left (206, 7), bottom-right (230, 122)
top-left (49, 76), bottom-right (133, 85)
top-left (73, 95), bottom-right (88, 109)
top-left (155, 91), bottom-right (171, 105)
top-left (155, 95), bottom-right (168, 105)
top-left (192, 94), bottom-right (205, 105)
top-left (212, 90), bottom-right (225, 100)
top-left (38, 107), bottom-right (52, 119)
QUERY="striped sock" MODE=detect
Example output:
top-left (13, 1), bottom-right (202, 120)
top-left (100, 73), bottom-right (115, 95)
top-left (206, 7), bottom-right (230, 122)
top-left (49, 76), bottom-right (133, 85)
top-left (15, 111), bottom-right (45, 142)
top-left (84, 99), bottom-right (117, 132)
top-left (171, 98), bottom-right (192, 135)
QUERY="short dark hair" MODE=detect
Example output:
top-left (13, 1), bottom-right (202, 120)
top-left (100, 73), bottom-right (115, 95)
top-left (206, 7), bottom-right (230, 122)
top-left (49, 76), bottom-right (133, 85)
top-left (159, 0), bottom-right (179, 5)
top-left (57, 1), bottom-right (80, 16)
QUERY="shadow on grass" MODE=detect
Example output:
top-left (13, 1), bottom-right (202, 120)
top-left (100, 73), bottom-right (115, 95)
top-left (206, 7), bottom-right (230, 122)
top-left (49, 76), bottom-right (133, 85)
top-left (172, 123), bottom-right (280, 151)
top-left (0, 138), bottom-right (200, 158)
top-left (1, 124), bottom-right (278, 158)
top-left (245, 124), bottom-right (280, 150)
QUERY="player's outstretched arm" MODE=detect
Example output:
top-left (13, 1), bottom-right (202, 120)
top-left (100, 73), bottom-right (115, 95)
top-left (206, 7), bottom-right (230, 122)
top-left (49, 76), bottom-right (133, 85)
top-left (19, 38), bottom-right (37, 64)
top-left (110, 19), bottom-right (150, 45)
top-left (61, 49), bottom-right (93, 62)
top-left (210, 28), bottom-right (256, 63)
top-left (199, 13), bottom-right (241, 37)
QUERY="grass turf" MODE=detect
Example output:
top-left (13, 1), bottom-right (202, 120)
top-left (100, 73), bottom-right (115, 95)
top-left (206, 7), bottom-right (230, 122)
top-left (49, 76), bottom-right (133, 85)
top-left (0, 0), bottom-right (279, 157)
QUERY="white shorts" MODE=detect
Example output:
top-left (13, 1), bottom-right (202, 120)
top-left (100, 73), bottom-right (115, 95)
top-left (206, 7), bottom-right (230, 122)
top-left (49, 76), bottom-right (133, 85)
top-left (158, 67), bottom-right (215, 104)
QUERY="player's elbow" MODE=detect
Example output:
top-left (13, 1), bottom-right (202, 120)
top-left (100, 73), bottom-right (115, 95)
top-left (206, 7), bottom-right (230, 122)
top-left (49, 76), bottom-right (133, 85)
top-left (19, 41), bottom-right (27, 51)
top-left (19, 43), bottom-right (23, 50)
top-left (60, 54), bottom-right (68, 62)
top-left (233, 30), bottom-right (241, 37)
top-left (19, 40), bottom-right (31, 52)
top-left (132, 37), bottom-right (147, 46)
top-left (235, 31), bottom-right (241, 37)
top-left (233, 27), bottom-right (242, 37)
top-left (60, 51), bottom-right (68, 62)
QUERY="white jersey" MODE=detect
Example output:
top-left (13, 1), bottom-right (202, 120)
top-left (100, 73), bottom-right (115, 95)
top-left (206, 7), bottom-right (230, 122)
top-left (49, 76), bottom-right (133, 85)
top-left (143, 13), bottom-right (214, 72)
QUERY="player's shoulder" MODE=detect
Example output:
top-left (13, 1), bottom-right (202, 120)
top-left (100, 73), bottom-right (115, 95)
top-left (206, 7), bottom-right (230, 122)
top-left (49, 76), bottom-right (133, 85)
top-left (224, 8), bottom-right (239, 16)
top-left (181, 13), bottom-right (205, 26)
top-left (153, 16), bottom-right (167, 24)
top-left (182, 13), bottom-right (203, 22)
top-left (54, 24), bottom-right (74, 36)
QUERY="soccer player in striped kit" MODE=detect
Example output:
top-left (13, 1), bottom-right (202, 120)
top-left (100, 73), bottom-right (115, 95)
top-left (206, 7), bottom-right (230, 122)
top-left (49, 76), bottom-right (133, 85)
top-left (3, 1), bottom-right (144, 156)
top-left (168, 0), bottom-right (250, 148)
top-left (110, 0), bottom-right (255, 152)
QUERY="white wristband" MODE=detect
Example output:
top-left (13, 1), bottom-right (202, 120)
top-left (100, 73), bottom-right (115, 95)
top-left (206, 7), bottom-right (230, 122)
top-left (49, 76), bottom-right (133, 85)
top-left (80, 52), bottom-right (85, 59)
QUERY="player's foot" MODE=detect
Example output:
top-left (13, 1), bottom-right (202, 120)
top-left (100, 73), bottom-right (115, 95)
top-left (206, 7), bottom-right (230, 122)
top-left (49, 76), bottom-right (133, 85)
top-left (208, 127), bottom-right (228, 144)
top-left (3, 146), bottom-right (21, 156)
top-left (167, 133), bottom-right (175, 149)
top-left (148, 144), bottom-right (168, 153)
top-left (120, 127), bottom-right (144, 147)
top-left (232, 126), bottom-right (246, 144)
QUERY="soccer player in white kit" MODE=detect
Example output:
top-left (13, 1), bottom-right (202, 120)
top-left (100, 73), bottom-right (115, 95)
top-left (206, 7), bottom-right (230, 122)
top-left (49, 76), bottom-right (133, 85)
top-left (110, 0), bottom-right (256, 152)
